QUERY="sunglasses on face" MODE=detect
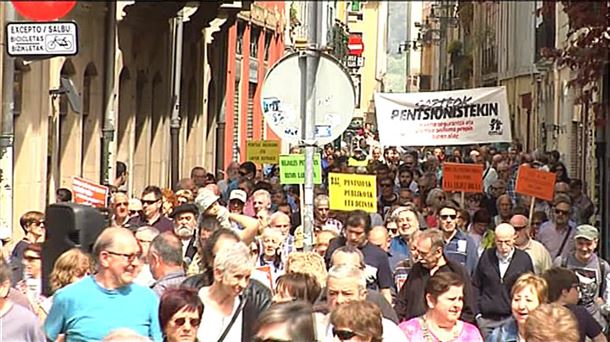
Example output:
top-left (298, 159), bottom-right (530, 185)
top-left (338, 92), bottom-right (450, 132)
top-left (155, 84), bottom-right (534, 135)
top-left (23, 255), bottom-right (41, 261)
top-left (333, 328), bottom-right (358, 340)
top-left (513, 225), bottom-right (527, 231)
top-left (381, 183), bottom-right (393, 187)
top-left (141, 199), bottom-right (159, 205)
top-left (439, 214), bottom-right (457, 220)
top-left (555, 209), bottom-right (569, 216)
top-left (172, 317), bottom-right (201, 327)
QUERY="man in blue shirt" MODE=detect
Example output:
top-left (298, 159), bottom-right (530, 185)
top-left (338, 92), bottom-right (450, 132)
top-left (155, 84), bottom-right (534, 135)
top-left (44, 227), bottom-right (162, 342)
top-left (389, 207), bottom-right (420, 257)
top-left (437, 202), bottom-right (479, 275)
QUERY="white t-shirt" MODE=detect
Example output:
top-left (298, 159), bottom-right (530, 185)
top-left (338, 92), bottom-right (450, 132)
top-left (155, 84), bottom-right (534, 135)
top-left (197, 287), bottom-right (243, 342)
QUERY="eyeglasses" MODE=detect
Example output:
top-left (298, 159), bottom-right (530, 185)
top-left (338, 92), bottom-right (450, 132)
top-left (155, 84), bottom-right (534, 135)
top-left (115, 202), bottom-right (128, 207)
top-left (571, 283), bottom-right (581, 290)
top-left (105, 250), bottom-right (142, 264)
top-left (333, 328), bottom-right (358, 340)
top-left (439, 214), bottom-right (457, 221)
top-left (31, 220), bottom-right (44, 226)
top-left (141, 199), bottom-right (159, 205)
top-left (513, 225), bottom-right (527, 231)
top-left (381, 183), bottom-right (393, 187)
top-left (555, 209), bottom-right (570, 216)
top-left (172, 317), bottom-right (201, 327)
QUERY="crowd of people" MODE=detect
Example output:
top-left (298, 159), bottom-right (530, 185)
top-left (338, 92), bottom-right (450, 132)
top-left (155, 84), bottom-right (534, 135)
top-left (0, 142), bottom-right (607, 342)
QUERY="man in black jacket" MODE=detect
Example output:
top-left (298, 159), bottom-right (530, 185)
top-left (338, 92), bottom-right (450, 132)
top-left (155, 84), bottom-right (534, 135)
top-left (473, 223), bottom-right (534, 338)
top-left (395, 228), bottom-right (477, 323)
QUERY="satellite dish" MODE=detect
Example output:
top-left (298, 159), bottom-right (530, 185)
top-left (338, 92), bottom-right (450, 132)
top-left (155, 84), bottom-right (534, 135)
top-left (261, 52), bottom-right (355, 145)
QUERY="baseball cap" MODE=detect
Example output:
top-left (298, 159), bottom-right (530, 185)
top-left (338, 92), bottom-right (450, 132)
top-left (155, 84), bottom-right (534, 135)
top-left (229, 189), bottom-right (247, 203)
top-left (574, 224), bottom-right (599, 241)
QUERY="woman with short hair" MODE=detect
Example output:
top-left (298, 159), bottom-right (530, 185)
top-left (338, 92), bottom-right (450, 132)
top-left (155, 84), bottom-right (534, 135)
top-left (330, 300), bottom-right (383, 342)
top-left (273, 272), bottom-right (321, 305)
top-left (487, 273), bottom-right (548, 342)
top-left (159, 288), bottom-right (203, 342)
top-left (399, 272), bottom-right (482, 341)
top-left (525, 303), bottom-right (579, 342)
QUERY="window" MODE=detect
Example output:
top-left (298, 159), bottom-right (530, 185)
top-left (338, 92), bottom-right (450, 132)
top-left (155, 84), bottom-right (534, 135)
top-left (264, 31), bottom-right (272, 61)
top-left (535, 1), bottom-right (555, 62)
top-left (236, 22), bottom-right (245, 55)
top-left (250, 26), bottom-right (260, 58)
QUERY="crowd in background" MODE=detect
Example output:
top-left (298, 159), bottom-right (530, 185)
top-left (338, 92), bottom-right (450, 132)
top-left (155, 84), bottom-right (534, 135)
top-left (0, 140), bottom-right (607, 342)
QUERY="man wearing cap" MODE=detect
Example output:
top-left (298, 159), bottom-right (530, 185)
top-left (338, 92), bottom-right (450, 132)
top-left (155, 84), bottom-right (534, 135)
top-left (553, 224), bottom-right (610, 328)
top-left (195, 189), bottom-right (260, 245)
top-left (228, 189), bottom-right (247, 215)
top-left (170, 203), bottom-right (199, 265)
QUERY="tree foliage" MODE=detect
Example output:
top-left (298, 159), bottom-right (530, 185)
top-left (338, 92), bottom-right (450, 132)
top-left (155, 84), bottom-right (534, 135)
top-left (540, 1), bottom-right (610, 111)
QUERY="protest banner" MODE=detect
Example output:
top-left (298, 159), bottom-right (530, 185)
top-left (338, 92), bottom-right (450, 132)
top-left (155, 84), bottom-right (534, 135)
top-left (72, 177), bottom-right (108, 208)
top-left (328, 173), bottom-right (377, 213)
top-left (515, 165), bottom-right (556, 222)
top-left (374, 86), bottom-right (511, 146)
top-left (442, 163), bottom-right (484, 193)
top-left (246, 140), bottom-right (280, 164)
top-left (279, 154), bottom-right (322, 184)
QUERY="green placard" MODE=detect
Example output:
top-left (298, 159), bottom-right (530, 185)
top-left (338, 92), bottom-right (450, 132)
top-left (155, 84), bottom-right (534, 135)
top-left (279, 154), bottom-right (322, 185)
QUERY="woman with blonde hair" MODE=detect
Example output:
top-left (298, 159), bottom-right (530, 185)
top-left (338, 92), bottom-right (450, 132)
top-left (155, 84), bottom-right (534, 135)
top-left (524, 303), bottom-right (579, 342)
top-left (487, 273), bottom-right (548, 342)
top-left (41, 248), bottom-right (93, 317)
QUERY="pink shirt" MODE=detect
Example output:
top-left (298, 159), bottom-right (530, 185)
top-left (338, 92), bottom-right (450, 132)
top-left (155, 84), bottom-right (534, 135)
top-left (399, 317), bottom-right (483, 342)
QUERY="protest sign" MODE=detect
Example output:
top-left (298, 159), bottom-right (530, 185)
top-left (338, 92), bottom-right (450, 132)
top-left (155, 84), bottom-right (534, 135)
top-left (374, 86), bottom-right (511, 146)
top-left (515, 165), bottom-right (556, 201)
top-left (442, 163), bottom-right (484, 193)
top-left (72, 177), bottom-right (108, 207)
top-left (348, 157), bottom-right (368, 167)
top-left (279, 154), bottom-right (322, 184)
top-left (246, 140), bottom-right (280, 164)
top-left (328, 173), bottom-right (377, 213)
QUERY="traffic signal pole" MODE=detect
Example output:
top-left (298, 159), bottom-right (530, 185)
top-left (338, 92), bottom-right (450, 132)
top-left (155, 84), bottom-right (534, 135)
top-left (301, 2), bottom-right (323, 251)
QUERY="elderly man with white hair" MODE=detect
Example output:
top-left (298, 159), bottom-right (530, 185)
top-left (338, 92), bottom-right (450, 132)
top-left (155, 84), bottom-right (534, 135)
top-left (511, 214), bottom-right (552, 275)
top-left (472, 223), bottom-right (534, 338)
top-left (314, 264), bottom-right (407, 342)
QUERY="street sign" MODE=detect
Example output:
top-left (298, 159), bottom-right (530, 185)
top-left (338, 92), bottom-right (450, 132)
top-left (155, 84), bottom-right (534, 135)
top-left (11, 1), bottom-right (76, 21)
top-left (261, 52), bottom-right (355, 145)
top-left (346, 55), bottom-right (364, 68)
top-left (348, 34), bottom-right (364, 56)
top-left (6, 21), bottom-right (78, 57)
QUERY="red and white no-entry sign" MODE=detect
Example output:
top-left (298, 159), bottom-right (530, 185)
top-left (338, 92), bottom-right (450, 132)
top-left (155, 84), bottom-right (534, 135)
top-left (348, 35), bottom-right (364, 56)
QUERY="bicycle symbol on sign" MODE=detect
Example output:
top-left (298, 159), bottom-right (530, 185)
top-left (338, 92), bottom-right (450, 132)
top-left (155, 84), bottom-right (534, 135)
top-left (46, 35), bottom-right (72, 51)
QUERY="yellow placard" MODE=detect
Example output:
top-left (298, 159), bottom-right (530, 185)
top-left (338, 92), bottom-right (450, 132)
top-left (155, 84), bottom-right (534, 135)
top-left (348, 157), bottom-right (368, 167)
top-left (246, 140), bottom-right (280, 164)
top-left (328, 173), bottom-right (377, 213)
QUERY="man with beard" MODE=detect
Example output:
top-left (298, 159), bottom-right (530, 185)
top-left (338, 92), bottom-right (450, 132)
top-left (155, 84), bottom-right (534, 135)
top-left (170, 203), bottom-right (199, 266)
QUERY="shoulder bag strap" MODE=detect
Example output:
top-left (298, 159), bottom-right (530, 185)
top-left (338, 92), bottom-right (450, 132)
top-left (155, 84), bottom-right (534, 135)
top-left (217, 296), bottom-right (247, 342)
top-left (556, 226), bottom-right (572, 258)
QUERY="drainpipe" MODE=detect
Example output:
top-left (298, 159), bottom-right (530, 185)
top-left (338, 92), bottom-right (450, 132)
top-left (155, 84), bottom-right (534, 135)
top-left (0, 3), bottom-right (15, 242)
top-left (169, 11), bottom-right (184, 189)
top-left (101, 0), bottom-right (117, 186)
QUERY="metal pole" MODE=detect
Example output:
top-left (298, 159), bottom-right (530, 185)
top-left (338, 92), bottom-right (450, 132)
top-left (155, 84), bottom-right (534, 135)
top-left (0, 3), bottom-right (15, 242)
top-left (301, 1), bottom-right (322, 251)
top-left (101, 0), bottom-right (117, 186)
top-left (170, 11), bottom-right (184, 189)
top-left (405, 2), bottom-right (412, 92)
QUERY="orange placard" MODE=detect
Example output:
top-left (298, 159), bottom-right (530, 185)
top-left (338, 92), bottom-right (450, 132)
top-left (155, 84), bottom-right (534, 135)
top-left (442, 163), bottom-right (484, 193)
top-left (72, 177), bottom-right (109, 208)
top-left (515, 165), bottom-right (556, 201)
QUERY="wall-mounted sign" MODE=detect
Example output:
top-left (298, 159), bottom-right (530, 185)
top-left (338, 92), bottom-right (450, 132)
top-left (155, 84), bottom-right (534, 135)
top-left (6, 21), bottom-right (78, 57)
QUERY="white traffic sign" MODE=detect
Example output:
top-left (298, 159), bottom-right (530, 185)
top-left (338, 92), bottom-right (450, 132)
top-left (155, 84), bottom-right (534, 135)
top-left (6, 21), bottom-right (78, 57)
top-left (261, 52), bottom-right (355, 145)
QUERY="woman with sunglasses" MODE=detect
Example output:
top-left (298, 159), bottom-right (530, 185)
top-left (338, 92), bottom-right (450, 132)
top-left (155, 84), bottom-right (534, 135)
top-left (159, 288), bottom-right (204, 342)
top-left (330, 300), bottom-right (383, 342)
top-left (399, 272), bottom-right (482, 342)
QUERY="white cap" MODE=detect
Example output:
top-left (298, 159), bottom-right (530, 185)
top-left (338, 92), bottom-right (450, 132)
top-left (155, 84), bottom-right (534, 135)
top-left (229, 189), bottom-right (247, 203)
